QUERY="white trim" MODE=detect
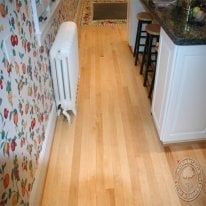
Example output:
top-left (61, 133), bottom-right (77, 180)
top-left (29, 103), bottom-right (57, 206)
top-left (31, 0), bottom-right (60, 46)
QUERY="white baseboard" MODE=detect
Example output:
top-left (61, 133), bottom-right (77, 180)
top-left (29, 103), bottom-right (57, 206)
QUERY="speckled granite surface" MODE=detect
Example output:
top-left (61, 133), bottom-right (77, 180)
top-left (140, 0), bottom-right (206, 45)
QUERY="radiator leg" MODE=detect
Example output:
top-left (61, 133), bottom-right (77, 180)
top-left (57, 104), bottom-right (61, 116)
top-left (57, 109), bottom-right (61, 116)
top-left (62, 110), bottom-right (71, 124)
top-left (72, 108), bottom-right (77, 116)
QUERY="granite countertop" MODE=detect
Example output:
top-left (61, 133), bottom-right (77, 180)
top-left (140, 0), bottom-right (206, 45)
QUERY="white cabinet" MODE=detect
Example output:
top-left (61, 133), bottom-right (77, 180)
top-left (152, 28), bottom-right (206, 143)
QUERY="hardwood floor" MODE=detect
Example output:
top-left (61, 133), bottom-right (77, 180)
top-left (41, 25), bottom-right (206, 206)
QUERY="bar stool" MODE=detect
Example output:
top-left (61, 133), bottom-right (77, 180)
top-left (140, 23), bottom-right (160, 89)
top-left (133, 12), bottom-right (153, 66)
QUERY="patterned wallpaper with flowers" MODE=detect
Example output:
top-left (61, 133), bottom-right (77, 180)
top-left (0, 0), bottom-right (79, 205)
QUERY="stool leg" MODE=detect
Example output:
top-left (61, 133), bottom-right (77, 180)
top-left (134, 22), bottom-right (143, 65)
top-left (149, 47), bottom-right (158, 98)
top-left (140, 34), bottom-right (149, 75)
top-left (143, 35), bottom-right (153, 86)
top-left (133, 22), bottom-right (141, 57)
top-left (148, 68), bottom-right (156, 98)
top-left (133, 22), bottom-right (139, 57)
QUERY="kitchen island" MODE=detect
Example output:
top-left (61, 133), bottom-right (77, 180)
top-left (128, 0), bottom-right (206, 143)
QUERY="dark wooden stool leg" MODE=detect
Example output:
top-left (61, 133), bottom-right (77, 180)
top-left (148, 68), bottom-right (156, 98)
top-left (143, 35), bottom-right (153, 86)
top-left (134, 22), bottom-right (143, 65)
top-left (140, 34), bottom-right (149, 75)
top-left (148, 48), bottom-right (158, 98)
top-left (133, 21), bottom-right (141, 57)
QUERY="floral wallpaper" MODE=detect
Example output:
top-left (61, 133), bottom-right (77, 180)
top-left (0, 0), bottom-right (79, 205)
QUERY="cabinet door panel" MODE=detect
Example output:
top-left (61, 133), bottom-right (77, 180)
top-left (168, 54), bottom-right (206, 135)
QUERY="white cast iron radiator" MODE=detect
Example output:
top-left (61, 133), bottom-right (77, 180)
top-left (50, 21), bottom-right (79, 124)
